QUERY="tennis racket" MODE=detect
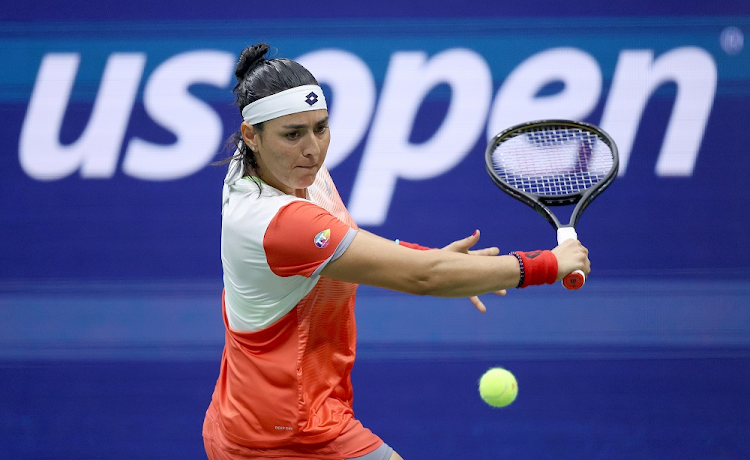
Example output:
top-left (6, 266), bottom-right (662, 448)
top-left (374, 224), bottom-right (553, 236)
top-left (485, 119), bottom-right (619, 289)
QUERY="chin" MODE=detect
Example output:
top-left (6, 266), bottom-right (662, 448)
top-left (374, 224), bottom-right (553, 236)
top-left (297, 169), bottom-right (319, 186)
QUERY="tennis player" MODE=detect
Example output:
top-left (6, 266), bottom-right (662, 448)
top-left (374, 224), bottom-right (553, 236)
top-left (202, 43), bottom-right (590, 460)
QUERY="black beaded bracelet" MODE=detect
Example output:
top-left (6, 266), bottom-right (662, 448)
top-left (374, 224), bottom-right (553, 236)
top-left (509, 251), bottom-right (525, 288)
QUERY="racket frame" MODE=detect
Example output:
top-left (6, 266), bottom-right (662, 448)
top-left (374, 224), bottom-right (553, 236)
top-left (484, 119), bottom-right (619, 232)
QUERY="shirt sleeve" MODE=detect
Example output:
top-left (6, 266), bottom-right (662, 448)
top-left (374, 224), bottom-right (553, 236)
top-left (263, 200), bottom-right (357, 278)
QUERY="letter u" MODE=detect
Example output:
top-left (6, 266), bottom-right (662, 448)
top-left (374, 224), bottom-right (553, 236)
top-left (19, 52), bottom-right (145, 180)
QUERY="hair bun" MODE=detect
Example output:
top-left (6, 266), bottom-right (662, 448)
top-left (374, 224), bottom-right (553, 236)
top-left (235, 43), bottom-right (270, 80)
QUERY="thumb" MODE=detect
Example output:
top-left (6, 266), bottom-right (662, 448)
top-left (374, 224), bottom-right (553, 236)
top-left (461, 229), bottom-right (481, 245)
top-left (443, 229), bottom-right (480, 252)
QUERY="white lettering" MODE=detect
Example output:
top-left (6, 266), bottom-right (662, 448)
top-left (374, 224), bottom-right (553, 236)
top-left (296, 49), bottom-right (376, 169)
top-left (601, 47), bottom-right (717, 176)
top-left (122, 50), bottom-right (234, 180)
top-left (19, 53), bottom-right (145, 180)
top-left (349, 48), bottom-right (492, 225)
top-left (19, 44), bottom-right (717, 203)
top-left (486, 47), bottom-right (602, 139)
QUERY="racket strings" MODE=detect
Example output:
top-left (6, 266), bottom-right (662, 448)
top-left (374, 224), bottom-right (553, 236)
top-left (491, 126), bottom-right (614, 197)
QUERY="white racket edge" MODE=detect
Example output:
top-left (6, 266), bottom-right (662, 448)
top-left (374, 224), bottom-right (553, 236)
top-left (556, 227), bottom-right (585, 290)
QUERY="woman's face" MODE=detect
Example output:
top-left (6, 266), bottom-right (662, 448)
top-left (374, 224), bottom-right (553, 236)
top-left (242, 109), bottom-right (330, 195)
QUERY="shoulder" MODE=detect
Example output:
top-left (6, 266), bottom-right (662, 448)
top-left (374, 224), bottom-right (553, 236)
top-left (223, 180), bottom-right (302, 229)
top-left (264, 200), bottom-right (350, 250)
top-left (264, 200), bottom-right (356, 277)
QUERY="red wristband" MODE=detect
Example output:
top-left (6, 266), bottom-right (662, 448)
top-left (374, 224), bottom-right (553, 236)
top-left (397, 240), bottom-right (433, 251)
top-left (513, 250), bottom-right (558, 288)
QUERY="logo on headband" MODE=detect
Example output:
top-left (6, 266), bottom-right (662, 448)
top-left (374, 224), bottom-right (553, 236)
top-left (305, 92), bottom-right (319, 106)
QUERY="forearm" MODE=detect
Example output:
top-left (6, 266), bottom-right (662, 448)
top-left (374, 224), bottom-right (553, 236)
top-left (322, 230), bottom-right (521, 297)
top-left (410, 250), bottom-right (522, 297)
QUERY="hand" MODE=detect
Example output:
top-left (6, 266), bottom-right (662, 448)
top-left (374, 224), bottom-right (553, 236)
top-left (442, 229), bottom-right (506, 313)
top-left (551, 239), bottom-right (591, 281)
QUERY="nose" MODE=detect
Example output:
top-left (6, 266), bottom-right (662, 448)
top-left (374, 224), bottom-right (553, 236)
top-left (300, 132), bottom-right (322, 157)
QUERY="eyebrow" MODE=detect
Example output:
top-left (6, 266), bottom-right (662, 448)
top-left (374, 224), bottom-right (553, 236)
top-left (280, 116), bottom-right (329, 130)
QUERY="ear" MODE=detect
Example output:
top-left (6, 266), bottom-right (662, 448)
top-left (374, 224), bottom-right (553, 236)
top-left (240, 122), bottom-right (259, 151)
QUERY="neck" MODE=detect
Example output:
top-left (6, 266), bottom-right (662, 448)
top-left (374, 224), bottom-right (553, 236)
top-left (255, 170), bottom-right (307, 198)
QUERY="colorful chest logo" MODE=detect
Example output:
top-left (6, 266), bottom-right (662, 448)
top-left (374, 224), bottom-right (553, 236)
top-left (314, 229), bottom-right (331, 248)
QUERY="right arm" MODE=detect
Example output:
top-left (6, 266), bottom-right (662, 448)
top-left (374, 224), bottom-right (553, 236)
top-left (320, 230), bottom-right (589, 297)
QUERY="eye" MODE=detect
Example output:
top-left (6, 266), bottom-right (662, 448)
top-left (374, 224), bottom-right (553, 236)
top-left (285, 131), bottom-right (300, 140)
top-left (315, 124), bottom-right (329, 135)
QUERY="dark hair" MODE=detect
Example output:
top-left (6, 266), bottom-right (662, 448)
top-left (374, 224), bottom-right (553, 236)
top-left (225, 43), bottom-right (319, 177)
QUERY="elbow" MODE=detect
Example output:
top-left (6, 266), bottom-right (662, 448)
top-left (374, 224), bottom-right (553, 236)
top-left (405, 273), bottom-right (445, 297)
top-left (388, 253), bottom-right (455, 297)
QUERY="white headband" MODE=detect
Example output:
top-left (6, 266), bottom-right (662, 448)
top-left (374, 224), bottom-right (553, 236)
top-left (241, 84), bottom-right (327, 124)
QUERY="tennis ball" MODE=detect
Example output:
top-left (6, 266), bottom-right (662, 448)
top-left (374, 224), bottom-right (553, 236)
top-left (478, 367), bottom-right (518, 408)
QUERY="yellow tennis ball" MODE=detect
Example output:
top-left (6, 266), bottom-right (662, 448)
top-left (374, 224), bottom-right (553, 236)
top-left (479, 367), bottom-right (518, 407)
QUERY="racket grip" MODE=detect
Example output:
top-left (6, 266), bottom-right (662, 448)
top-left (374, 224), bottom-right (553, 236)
top-left (562, 270), bottom-right (585, 290)
top-left (556, 227), bottom-right (586, 290)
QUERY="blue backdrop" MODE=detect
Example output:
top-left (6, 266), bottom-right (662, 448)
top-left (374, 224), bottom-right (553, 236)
top-left (1, 1), bottom-right (749, 459)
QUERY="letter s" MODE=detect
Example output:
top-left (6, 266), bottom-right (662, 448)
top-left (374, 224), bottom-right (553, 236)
top-left (122, 50), bottom-right (234, 180)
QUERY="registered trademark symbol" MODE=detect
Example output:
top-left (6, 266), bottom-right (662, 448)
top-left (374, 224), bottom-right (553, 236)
top-left (720, 27), bottom-right (744, 55)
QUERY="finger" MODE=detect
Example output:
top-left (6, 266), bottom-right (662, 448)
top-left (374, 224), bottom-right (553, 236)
top-left (493, 289), bottom-right (507, 297)
top-left (468, 247), bottom-right (500, 257)
top-left (442, 229), bottom-right (480, 252)
top-left (456, 229), bottom-right (480, 249)
top-left (469, 296), bottom-right (486, 313)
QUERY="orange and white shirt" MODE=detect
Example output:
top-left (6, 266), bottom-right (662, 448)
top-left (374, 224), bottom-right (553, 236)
top-left (208, 161), bottom-right (379, 453)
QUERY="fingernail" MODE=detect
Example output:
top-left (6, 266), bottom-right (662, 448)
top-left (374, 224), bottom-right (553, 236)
top-left (473, 229), bottom-right (479, 236)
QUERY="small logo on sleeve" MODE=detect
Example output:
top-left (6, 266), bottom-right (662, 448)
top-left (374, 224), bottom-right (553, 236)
top-left (314, 229), bottom-right (331, 248)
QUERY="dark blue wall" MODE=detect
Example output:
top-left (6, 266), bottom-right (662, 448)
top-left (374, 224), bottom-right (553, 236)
top-left (1, 6), bottom-right (749, 280)
top-left (1, 2), bottom-right (749, 459)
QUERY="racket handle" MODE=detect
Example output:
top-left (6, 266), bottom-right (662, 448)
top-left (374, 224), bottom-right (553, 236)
top-left (556, 227), bottom-right (585, 290)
